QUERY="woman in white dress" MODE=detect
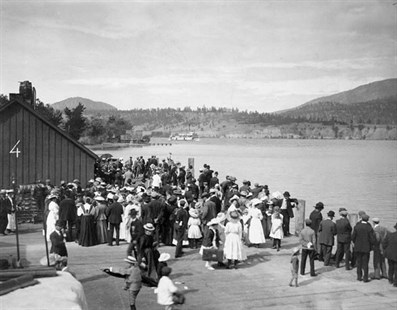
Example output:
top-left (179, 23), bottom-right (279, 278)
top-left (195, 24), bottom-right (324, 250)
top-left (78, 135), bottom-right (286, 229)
top-left (248, 199), bottom-right (266, 247)
top-left (46, 194), bottom-right (59, 241)
top-left (223, 211), bottom-right (246, 269)
top-left (123, 200), bottom-right (135, 243)
top-left (187, 208), bottom-right (202, 249)
top-left (269, 206), bottom-right (284, 251)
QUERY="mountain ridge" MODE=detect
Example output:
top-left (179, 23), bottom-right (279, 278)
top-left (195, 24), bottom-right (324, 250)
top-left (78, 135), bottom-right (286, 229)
top-left (52, 97), bottom-right (117, 111)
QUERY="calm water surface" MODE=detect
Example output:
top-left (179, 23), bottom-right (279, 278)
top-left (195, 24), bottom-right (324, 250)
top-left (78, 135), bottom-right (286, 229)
top-left (93, 138), bottom-right (397, 230)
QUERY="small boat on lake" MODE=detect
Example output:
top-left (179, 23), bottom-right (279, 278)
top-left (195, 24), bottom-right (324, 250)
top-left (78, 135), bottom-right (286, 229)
top-left (169, 132), bottom-right (199, 141)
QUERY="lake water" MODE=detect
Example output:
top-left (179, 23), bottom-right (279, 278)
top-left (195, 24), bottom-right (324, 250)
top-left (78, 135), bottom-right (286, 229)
top-left (93, 138), bottom-right (397, 230)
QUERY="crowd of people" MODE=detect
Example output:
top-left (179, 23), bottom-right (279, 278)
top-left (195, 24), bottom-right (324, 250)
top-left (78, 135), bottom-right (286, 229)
top-left (1, 154), bottom-right (396, 309)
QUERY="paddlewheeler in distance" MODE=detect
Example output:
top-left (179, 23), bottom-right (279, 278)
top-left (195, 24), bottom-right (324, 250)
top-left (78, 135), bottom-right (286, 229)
top-left (169, 132), bottom-right (199, 141)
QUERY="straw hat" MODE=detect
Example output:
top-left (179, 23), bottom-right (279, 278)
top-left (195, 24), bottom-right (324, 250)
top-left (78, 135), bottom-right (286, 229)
top-left (143, 223), bottom-right (155, 231)
top-left (229, 195), bottom-right (239, 203)
top-left (158, 253), bottom-right (171, 262)
top-left (189, 209), bottom-right (198, 218)
top-left (207, 218), bottom-right (219, 226)
top-left (124, 256), bottom-right (137, 264)
top-left (216, 212), bottom-right (226, 223)
top-left (95, 196), bottom-right (105, 201)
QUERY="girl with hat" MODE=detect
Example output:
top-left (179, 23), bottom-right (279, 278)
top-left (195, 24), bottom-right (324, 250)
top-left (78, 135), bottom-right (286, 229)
top-left (200, 218), bottom-right (220, 270)
top-left (224, 211), bottom-right (247, 269)
top-left (247, 199), bottom-right (266, 247)
top-left (270, 206), bottom-right (284, 251)
top-left (157, 252), bottom-right (171, 281)
top-left (187, 208), bottom-right (202, 249)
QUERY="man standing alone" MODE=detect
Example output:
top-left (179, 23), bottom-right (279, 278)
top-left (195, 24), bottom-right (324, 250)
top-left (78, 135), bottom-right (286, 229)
top-left (106, 195), bottom-right (124, 246)
top-left (299, 219), bottom-right (316, 277)
top-left (352, 214), bottom-right (376, 282)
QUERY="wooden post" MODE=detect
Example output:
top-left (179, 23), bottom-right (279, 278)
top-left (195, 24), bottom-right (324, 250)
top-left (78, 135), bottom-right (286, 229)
top-left (294, 199), bottom-right (306, 236)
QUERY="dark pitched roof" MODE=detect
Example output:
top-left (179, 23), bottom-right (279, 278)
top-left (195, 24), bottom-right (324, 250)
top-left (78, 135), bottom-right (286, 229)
top-left (0, 99), bottom-right (98, 160)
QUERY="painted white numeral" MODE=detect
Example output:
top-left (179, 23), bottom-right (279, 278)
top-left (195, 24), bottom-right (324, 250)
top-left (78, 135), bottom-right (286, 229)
top-left (10, 140), bottom-right (21, 158)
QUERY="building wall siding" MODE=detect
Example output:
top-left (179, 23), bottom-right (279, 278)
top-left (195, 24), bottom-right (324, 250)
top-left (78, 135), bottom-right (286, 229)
top-left (0, 102), bottom-right (97, 188)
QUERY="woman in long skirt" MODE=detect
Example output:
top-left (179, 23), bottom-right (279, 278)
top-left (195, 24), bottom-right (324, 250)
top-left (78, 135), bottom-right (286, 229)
top-left (248, 199), bottom-right (266, 247)
top-left (79, 197), bottom-right (97, 247)
top-left (224, 211), bottom-right (246, 269)
top-left (269, 206), bottom-right (284, 251)
top-left (187, 209), bottom-right (202, 249)
top-left (46, 194), bottom-right (59, 241)
top-left (94, 196), bottom-right (108, 244)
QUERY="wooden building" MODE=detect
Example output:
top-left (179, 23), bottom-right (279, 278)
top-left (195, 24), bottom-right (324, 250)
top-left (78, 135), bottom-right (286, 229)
top-left (0, 99), bottom-right (98, 189)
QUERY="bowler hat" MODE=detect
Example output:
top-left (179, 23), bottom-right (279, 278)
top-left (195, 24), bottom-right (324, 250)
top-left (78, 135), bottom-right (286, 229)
top-left (315, 202), bottom-right (324, 209)
top-left (327, 210), bottom-right (335, 217)
top-left (338, 207), bottom-right (347, 212)
top-left (283, 191), bottom-right (290, 197)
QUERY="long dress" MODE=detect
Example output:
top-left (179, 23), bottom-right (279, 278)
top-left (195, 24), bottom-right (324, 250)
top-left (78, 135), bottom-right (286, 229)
top-left (122, 203), bottom-right (135, 243)
top-left (269, 214), bottom-right (284, 240)
top-left (223, 220), bottom-right (247, 261)
top-left (46, 201), bottom-right (59, 241)
top-left (79, 203), bottom-right (97, 247)
top-left (248, 207), bottom-right (266, 244)
top-left (95, 202), bottom-right (108, 244)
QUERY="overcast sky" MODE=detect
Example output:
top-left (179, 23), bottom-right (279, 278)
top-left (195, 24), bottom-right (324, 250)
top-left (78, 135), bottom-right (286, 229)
top-left (1, 0), bottom-right (396, 112)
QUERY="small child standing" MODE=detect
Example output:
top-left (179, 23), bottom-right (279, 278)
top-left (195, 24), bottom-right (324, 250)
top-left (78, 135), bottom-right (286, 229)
top-left (123, 256), bottom-right (142, 310)
top-left (188, 209), bottom-right (202, 249)
top-left (289, 247), bottom-right (300, 287)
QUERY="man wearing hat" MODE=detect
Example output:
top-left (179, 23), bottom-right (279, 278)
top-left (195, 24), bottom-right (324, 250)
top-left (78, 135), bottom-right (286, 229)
top-left (59, 190), bottom-right (77, 242)
top-left (318, 210), bottom-right (337, 266)
top-left (309, 202), bottom-right (324, 256)
top-left (352, 214), bottom-right (376, 282)
top-left (335, 208), bottom-right (352, 269)
top-left (279, 191), bottom-right (297, 237)
top-left (383, 223), bottom-right (397, 287)
top-left (174, 200), bottom-right (189, 258)
top-left (299, 219), bottom-right (316, 276)
top-left (144, 191), bottom-right (165, 245)
top-left (200, 192), bottom-right (217, 233)
top-left (372, 218), bottom-right (389, 279)
top-left (50, 220), bottom-right (68, 258)
top-left (106, 194), bottom-right (124, 246)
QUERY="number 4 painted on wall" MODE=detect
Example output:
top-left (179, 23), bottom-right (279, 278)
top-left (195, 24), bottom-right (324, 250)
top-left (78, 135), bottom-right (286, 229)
top-left (10, 140), bottom-right (21, 158)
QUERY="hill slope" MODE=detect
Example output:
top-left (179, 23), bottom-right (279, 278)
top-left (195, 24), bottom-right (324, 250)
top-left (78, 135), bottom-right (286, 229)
top-left (52, 97), bottom-right (117, 111)
top-left (277, 79), bottom-right (397, 124)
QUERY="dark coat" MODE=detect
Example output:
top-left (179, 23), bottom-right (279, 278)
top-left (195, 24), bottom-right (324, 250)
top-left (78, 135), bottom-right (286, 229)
top-left (59, 198), bottom-right (77, 222)
top-left (277, 198), bottom-right (296, 218)
top-left (319, 219), bottom-right (337, 246)
top-left (175, 208), bottom-right (188, 231)
top-left (383, 230), bottom-right (397, 262)
top-left (352, 222), bottom-right (376, 253)
top-left (50, 230), bottom-right (68, 257)
top-left (335, 217), bottom-right (352, 243)
top-left (201, 200), bottom-right (217, 225)
top-left (146, 199), bottom-right (165, 225)
top-left (106, 202), bottom-right (123, 224)
top-left (309, 210), bottom-right (323, 233)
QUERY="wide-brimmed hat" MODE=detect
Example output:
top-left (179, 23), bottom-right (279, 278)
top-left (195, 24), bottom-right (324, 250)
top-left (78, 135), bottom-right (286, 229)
top-left (144, 223), bottom-right (155, 231)
top-left (95, 196), bottom-right (105, 201)
top-left (240, 191), bottom-right (248, 197)
top-left (189, 209), bottom-right (198, 218)
top-left (207, 218), bottom-right (219, 226)
top-left (229, 195), bottom-right (239, 203)
top-left (158, 253), bottom-right (171, 262)
top-left (48, 194), bottom-right (58, 200)
top-left (124, 256), bottom-right (137, 264)
top-left (107, 193), bottom-right (114, 200)
top-left (216, 212), bottom-right (226, 223)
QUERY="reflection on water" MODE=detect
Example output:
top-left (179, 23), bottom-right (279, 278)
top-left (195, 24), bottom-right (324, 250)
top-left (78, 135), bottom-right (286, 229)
top-left (91, 138), bottom-right (397, 230)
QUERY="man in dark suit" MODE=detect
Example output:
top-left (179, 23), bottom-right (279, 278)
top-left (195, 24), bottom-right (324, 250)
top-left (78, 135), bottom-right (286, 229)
top-left (200, 193), bottom-right (217, 234)
top-left (106, 195), bottom-right (124, 246)
top-left (50, 220), bottom-right (68, 257)
top-left (319, 210), bottom-right (337, 266)
top-left (309, 202), bottom-right (324, 256)
top-left (59, 190), bottom-right (77, 242)
top-left (145, 192), bottom-right (165, 244)
top-left (279, 191), bottom-right (298, 236)
top-left (174, 200), bottom-right (189, 258)
top-left (372, 217), bottom-right (389, 279)
top-left (383, 222), bottom-right (397, 287)
top-left (352, 214), bottom-right (376, 282)
top-left (335, 208), bottom-right (352, 269)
